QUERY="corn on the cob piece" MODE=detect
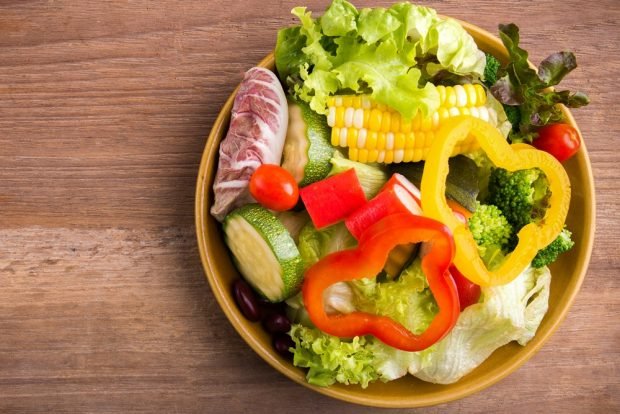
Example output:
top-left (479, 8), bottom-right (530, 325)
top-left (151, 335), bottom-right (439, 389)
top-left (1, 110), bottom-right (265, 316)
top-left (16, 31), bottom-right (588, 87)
top-left (326, 84), bottom-right (496, 163)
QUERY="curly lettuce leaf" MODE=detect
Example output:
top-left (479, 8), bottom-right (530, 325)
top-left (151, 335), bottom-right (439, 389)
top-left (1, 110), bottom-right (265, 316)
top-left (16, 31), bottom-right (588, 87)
top-left (289, 324), bottom-right (379, 388)
top-left (490, 23), bottom-right (589, 142)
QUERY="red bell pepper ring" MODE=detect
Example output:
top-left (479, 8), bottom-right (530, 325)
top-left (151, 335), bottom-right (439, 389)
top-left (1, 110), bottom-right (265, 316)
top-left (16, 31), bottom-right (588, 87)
top-left (302, 213), bottom-right (460, 352)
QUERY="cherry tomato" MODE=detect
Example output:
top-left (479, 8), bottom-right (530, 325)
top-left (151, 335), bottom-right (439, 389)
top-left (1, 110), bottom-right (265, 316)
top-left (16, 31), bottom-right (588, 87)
top-left (533, 123), bottom-right (581, 162)
top-left (449, 266), bottom-right (481, 311)
top-left (249, 164), bottom-right (299, 211)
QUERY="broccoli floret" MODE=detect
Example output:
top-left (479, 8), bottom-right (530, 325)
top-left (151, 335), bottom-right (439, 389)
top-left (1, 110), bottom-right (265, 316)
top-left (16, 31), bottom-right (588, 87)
top-left (486, 167), bottom-right (550, 234)
top-left (468, 202), bottom-right (513, 269)
top-left (503, 104), bottom-right (521, 132)
top-left (532, 228), bottom-right (575, 268)
top-left (483, 53), bottom-right (500, 87)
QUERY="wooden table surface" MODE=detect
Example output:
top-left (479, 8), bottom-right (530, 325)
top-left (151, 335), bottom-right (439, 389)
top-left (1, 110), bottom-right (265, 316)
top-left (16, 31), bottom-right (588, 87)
top-left (1, 0), bottom-right (618, 412)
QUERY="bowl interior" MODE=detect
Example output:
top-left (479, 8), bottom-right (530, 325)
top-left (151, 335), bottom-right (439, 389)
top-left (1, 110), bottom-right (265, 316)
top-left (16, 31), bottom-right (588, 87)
top-left (195, 20), bottom-right (595, 408)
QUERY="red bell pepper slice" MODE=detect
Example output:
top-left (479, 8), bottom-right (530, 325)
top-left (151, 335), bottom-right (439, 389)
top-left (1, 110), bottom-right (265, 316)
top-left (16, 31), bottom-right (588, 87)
top-left (302, 213), bottom-right (460, 352)
top-left (299, 169), bottom-right (367, 229)
top-left (381, 173), bottom-right (421, 204)
top-left (345, 183), bottom-right (421, 240)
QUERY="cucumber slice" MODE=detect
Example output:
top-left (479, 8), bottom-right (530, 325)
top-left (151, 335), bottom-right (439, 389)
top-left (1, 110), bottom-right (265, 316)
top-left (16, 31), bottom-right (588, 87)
top-left (281, 99), bottom-right (335, 187)
top-left (224, 204), bottom-right (304, 302)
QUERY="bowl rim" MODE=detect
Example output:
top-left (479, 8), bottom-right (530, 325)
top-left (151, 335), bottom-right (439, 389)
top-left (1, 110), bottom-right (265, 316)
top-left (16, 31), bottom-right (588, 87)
top-left (194, 19), bottom-right (596, 408)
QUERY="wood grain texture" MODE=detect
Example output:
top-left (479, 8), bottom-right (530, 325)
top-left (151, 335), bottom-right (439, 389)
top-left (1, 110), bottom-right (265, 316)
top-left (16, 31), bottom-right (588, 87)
top-left (0, 0), bottom-right (618, 412)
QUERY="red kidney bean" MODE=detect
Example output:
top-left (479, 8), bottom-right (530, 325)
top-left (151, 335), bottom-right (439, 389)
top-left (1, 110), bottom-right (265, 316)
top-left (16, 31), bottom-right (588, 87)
top-left (262, 313), bottom-right (291, 334)
top-left (272, 333), bottom-right (295, 357)
top-left (232, 279), bottom-right (261, 322)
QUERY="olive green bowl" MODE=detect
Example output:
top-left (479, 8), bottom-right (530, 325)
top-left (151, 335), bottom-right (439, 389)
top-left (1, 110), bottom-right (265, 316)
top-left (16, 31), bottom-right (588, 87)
top-left (195, 20), bottom-right (595, 408)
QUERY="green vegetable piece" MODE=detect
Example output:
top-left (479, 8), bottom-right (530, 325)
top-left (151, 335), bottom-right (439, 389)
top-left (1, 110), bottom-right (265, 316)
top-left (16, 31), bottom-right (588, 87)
top-left (281, 99), bottom-right (336, 187)
top-left (224, 204), bottom-right (304, 302)
top-left (393, 155), bottom-right (480, 212)
top-left (289, 324), bottom-right (379, 388)
top-left (532, 227), bottom-right (574, 268)
top-left (489, 23), bottom-right (589, 142)
top-left (483, 53), bottom-right (500, 87)
top-left (297, 221), bottom-right (357, 268)
top-left (486, 167), bottom-right (550, 236)
top-left (467, 202), bottom-right (513, 270)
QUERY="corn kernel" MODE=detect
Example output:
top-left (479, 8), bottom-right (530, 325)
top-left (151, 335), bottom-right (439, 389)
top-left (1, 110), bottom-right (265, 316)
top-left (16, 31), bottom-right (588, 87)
top-left (349, 147), bottom-right (359, 161)
top-left (475, 84), bottom-right (487, 105)
top-left (404, 148), bottom-right (414, 162)
top-left (331, 127), bottom-right (339, 146)
top-left (449, 107), bottom-right (461, 117)
top-left (327, 106), bottom-right (336, 127)
top-left (327, 97), bottom-right (335, 107)
top-left (334, 96), bottom-right (343, 107)
top-left (352, 96), bottom-right (362, 109)
top-left (339, 128), bottom-right (348, 147)
top-left (369, 108), bottom-right (382, 131)
top-left (376, 132), bottom-right (386, 150)
top-left (368, 149), bottom-right (379, 163)
top-left (342, 96), bottom-right (353, 108)
top-left (416, 131), bottom-right (425, 149)
top-left (347, 128), bottom-right (359, 148)
top-left (395, 133), bottom-right (405, 150)
top-left (393, 149), bottom-right (404, 163)
top-left (413, 148), bottom-right (424, 162)
top-left (381, 111), bottom-right (391, 133)
top-left (366, 130), bottom-right (377, 150)
top-left (358, 149), bottom-right (369, 163)
top-left (335, 107), bottom-right (345, 127)
top-left (454, 84), bottom-right (467, 107)
top-left (460, 107), bottom-right (470, 116)
top-left (356, 128), bottom-right (366, 148)
top-left (405, 132), bottom-right (416, 149)
top-left (446, 87), bottom-right (457, 107)
top-left (344, 107), bottom-right (354, 127)
top-left (464, 84), bottom-right (477, 105)
top-left (386, 132), bottom-right (395, 150)
top-left (353, 108), bottom-right (365, 129)
top-left (377, 151), bottom-right (386, 163)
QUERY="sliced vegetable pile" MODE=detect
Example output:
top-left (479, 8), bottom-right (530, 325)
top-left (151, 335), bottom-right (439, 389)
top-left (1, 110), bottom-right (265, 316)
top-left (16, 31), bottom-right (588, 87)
top-left (210, 0), bottom-right (588, 388)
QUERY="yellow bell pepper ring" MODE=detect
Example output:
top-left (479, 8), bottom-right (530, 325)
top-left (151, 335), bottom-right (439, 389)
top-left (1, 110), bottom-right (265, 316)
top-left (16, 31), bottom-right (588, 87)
top-left (421, 116), bottom-right (571, 287)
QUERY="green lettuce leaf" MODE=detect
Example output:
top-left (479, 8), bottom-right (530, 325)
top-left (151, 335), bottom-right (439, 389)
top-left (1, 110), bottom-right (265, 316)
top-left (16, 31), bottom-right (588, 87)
top-left (408, 265), bottom-right (551, 384)
top-left (289, 324), bottom-right (379, 388)
top-left (297, 221), bottom-right (357, 268)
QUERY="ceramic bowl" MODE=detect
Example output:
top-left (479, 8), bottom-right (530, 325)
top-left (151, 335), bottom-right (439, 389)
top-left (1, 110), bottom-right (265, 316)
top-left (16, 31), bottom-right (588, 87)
top-left (195, 19), bottom-right (595, 408)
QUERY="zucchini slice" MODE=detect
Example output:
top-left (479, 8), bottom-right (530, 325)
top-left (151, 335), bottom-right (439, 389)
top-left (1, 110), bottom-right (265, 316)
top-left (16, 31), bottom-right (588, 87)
top-left (224, 204), bottom-right (304, 302)
top-left (281, 99), bottom-right (335, 187)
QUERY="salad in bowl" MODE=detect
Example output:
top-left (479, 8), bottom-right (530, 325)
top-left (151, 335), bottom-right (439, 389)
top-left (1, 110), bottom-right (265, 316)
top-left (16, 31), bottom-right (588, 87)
top-left (197, 0), bottom-right (592, 404)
